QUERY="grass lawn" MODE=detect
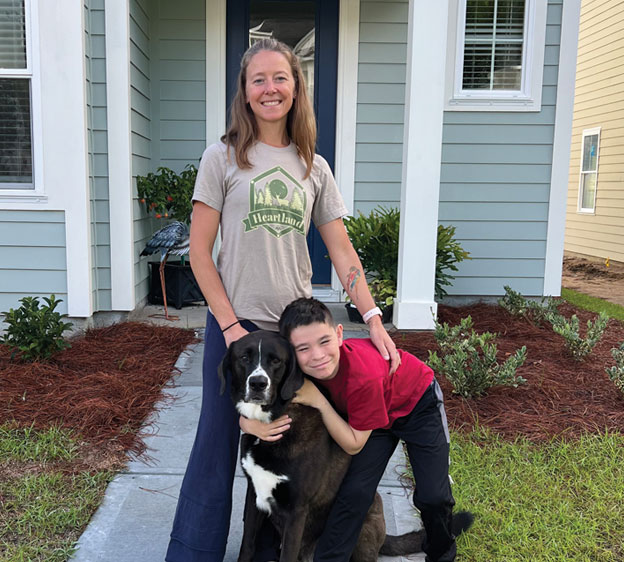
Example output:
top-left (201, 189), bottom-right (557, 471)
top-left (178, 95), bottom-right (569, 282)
top-left (561, 288), bottom-right (624, 322)
top-left (451, 429), bottom-right (624, 562)
top-left (0, 425), bottom-right (114, 562)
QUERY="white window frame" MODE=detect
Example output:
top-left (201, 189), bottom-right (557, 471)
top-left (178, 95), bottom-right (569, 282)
top-left (577, 127), bottom-right (600, 214)
top-left (0, 0), bottom-right (44, 201)
top-left (445, 0), bottom-right (547, 112)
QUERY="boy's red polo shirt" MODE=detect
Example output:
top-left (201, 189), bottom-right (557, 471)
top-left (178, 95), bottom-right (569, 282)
top-left (317, 338), bottom-right (434, 431)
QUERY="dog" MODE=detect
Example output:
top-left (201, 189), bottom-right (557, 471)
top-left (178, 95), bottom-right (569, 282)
top-left (219, 330), bottom-right (473, 562)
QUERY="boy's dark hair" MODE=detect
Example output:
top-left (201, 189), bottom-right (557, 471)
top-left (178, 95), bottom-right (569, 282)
top-left (279, 297), bottom-right (335, 340)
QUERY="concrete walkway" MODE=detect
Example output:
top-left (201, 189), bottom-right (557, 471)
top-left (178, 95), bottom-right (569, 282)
top-left (71, 303), bottom-right (424, 562)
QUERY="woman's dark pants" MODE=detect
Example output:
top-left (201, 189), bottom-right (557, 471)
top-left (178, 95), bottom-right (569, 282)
top-left (166, 312), bottom-right (259, 561)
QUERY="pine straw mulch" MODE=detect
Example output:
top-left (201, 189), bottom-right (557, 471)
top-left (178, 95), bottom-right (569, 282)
top-left (0, 322), bottom-right (198, 466)
top-left (2, 302), bottom-right (623, 462)
top-left (391, 302), bottom-right (624, 443)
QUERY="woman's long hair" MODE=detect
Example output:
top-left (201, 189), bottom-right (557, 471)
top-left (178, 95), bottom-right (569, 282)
top-left (221, 38), bottom-right (317, 179)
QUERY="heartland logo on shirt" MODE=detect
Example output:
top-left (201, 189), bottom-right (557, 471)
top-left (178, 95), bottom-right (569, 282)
top-left (243, 166), bottom-right (307, 238)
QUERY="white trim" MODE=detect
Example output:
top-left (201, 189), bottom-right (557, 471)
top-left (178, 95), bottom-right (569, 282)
top-left (205, 0), bottom-right (226, 145)
top-left (394, 0), bottom-right (448, 329)
top-left (335, 0), bottom-right (359, 217)
top-left (205, 0), bottom-right (226, 262)
top-left (543, 0), bottom-right (582, 296)
top-left (576, 126), bottom-right (600, 215)
top-left (444, 0), bottom-right (547, 112)
top-left (38, 0), bottom-right (93, 316)
top-left (330, 0), bottom-right (360, 300)
top-left (105, 0), bottom-right (135, 310)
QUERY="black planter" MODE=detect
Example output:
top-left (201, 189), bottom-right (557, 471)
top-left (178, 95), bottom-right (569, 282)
top-left (148, 261), bottom-right (206, 309)
top-left (345, 303), bottom-right (393, 324)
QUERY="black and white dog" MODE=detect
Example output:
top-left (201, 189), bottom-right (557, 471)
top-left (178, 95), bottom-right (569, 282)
top-left (219, 330), bottom-right (472, 562)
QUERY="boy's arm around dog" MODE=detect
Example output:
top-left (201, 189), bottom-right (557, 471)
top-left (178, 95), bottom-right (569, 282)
top-left (292, 379), bottom-right (372, 454)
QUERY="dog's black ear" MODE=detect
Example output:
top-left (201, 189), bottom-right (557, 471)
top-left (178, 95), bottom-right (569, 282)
top-left (217, 346), bottom-right (232, 396)
top-left (279, 341), bottom-right (304, 401)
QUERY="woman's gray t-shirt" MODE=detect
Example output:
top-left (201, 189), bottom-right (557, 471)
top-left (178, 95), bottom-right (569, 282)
top-left (192, 141), bottom-right (348, 330)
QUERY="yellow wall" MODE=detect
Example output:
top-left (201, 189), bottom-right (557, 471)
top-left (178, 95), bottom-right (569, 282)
top-left (564, 0), bottom-right (624, 263)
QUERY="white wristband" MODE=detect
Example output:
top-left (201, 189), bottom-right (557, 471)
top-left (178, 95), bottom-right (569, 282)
top-left (362, 306), bottom-right (382, 324)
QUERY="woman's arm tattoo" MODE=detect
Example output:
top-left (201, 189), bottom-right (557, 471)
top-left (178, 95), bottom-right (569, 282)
top-left (346, 266), bottom-right (361, 293)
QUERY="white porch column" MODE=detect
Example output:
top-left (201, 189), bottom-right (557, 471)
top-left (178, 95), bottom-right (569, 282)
top-left (543, 0), bottom-right (582, 296)
top-left (394, 0), bottom-right (449, 329)
top-left (205, 0), bottom-right (226, 145)
top-left (39, 0), bottom-right (93, 317)
top-left (105, 0), bottom-right (135, 310)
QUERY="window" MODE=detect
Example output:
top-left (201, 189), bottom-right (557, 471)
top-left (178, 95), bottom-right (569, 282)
top-left (0, 0), bottom-right (33, 189)
top-left (578, 128), bottom-right (600, 214)
top-left (445, 0), bottom-right (547, 111)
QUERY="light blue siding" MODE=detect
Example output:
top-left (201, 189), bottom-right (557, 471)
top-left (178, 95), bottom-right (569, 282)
top-left (438, 0), bottom-right (563, 297)
top-left (130, 0), bottom-right (207, 304)
top-left (0, 211), bottom-right (68, 314)
top-left (354, 0), bottom-right (407, 220)
top-left (85, 0), bottom-right (112, 311)
top-left (130, 0), bottom-right (152, 303)
top-left (155, 0), bottom-right (206, 171)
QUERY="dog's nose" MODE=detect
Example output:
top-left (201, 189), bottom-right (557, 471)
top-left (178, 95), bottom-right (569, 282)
top-left (248, 375), bottom-right (268, 392)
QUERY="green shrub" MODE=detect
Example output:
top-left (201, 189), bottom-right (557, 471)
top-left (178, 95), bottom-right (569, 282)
top-left (428, 316), bottom-right (527, 398)
top-left (605, 342), bottom-right (624, 393)
top-left (436, 224), bottom-right (470, 300)
top-left (137, 165), bottom-right (196, 224)
top-left (548, 311), bottom-right (608, 361)
top-left (1, 295), bottom-right (73, 361)
top-left (343, 208), bottom-right (469, 302)
top-left (343, 206), bottom-right (399, 285)
top-left (498, 286), bottom-right (560, 324)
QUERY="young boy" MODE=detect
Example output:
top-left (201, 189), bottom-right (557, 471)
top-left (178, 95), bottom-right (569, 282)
top-left (242, 297), bottom-right (459, 562)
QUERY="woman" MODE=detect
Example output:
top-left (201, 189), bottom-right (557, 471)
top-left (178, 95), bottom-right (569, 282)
top-left (166, 38), bottom-right (399, 562)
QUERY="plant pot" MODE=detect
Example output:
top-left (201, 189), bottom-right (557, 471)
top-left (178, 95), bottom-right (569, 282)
top-left (345, 303), bottom-right (393, 324)
top-left (148, 261), bottom-right (206, 309)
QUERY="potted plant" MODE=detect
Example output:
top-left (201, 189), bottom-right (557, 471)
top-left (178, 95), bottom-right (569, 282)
top-left (343, 207), bottom-right (399, 323)
top-left (137, 165), bottom-right (205, 310)
top-left (343, 206), bottom-right (470, 323)
top-left (137, 165), bottom-right (195, 225)
top-left (344, 279), bottom-right (396, 324)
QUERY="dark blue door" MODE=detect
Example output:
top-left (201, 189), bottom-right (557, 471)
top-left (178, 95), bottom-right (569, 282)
top-left (226, 0), bottom-right (339, 284)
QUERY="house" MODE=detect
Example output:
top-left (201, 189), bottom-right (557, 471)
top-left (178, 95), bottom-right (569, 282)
top-left (564, 0), bottom-right (624, 264)
top-left (0, 0), bottom-right (581, 330)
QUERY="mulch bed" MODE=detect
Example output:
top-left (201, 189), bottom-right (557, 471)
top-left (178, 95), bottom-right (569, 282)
top-left (1, 302), bottom-right (623, 459)
top-left (391, 302), bottom-right (624, 442)
top-left (0, 322), bottom-right (197, 459)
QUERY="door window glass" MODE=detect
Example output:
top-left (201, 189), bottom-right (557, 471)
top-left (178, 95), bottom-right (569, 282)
top-left (249, 1), bottom-right (316, 102)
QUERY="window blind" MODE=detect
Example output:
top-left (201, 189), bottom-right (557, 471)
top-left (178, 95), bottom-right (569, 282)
top-left (462, 0), bottom-right (525, 91)
top-left (0, 78), bottom-right (32, 184)
top-left (0, 0), bottom-right (27, 69)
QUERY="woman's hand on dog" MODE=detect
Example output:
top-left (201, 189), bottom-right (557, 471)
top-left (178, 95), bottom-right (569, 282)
top-left (224, 323), bottom-right (250, 347)
top-left (367, 317), bottom-right (401, 375)
top-left (240, 415), bottom-right (292, 441)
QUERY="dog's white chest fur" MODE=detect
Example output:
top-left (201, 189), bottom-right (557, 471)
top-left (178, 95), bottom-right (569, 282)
top-left (241, 452), bottom-right (288, 514)
top-left (237, 402), bottom-right (272, 423)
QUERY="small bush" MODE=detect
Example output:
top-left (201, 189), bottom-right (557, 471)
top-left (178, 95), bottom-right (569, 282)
top-left (605, 342), bottom-right (624, 394)
top-left (436, 224), bottom-right (470, 300)
top-left (499, 286), bottom-right (560, 324)
top-left (427, 316), bottom-right (527, 399)
top-left (343, 208), bottom-right (470, 302)
top-left (343, 206), bottom-right (400, 285)
top-left (1, 295), bottom-right (73, 361)
top-left (548, 311), bottom-right (608, 361)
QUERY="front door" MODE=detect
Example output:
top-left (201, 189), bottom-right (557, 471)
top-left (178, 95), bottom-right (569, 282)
top-left (226, 0), bottom-right (339, 284)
